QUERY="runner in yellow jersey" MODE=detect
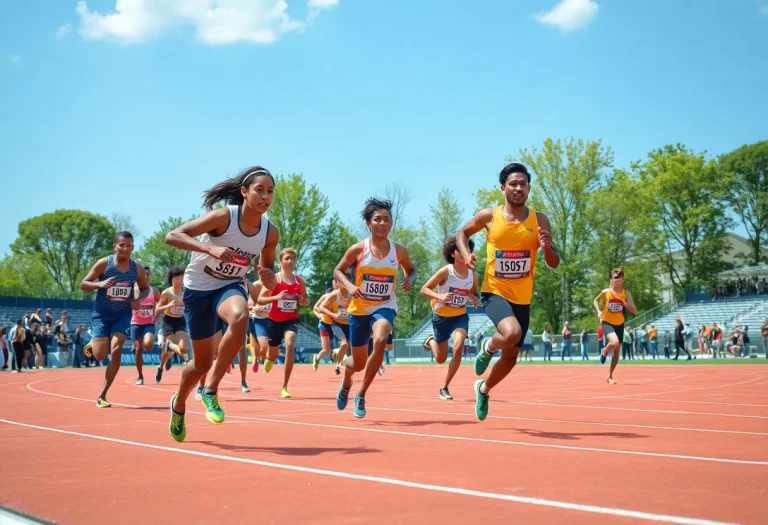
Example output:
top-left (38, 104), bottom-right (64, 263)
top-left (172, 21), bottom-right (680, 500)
top-left (312, 277), bottom-right (351, 375)
top-left (456, 162), bottom-right (560, 421)
top-left (333, 198), bottom-right (416, 418)
top-left (420, 236), bottom-right (480, 400)
top-left (593, 267), bottom-right (637, 384)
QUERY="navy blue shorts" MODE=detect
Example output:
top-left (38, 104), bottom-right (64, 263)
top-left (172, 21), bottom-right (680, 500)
top-left (349, 308), bottom-right (396, 347)
top-left (92, 312), bottom-right (131, 339)
top-left (249, 317), bottom-right (269, 339)
top-left (130, 323), bottom-right (155, 341)
top-left (267, 319), bottom-right (299, 347)
top-left (332, 322), bottom-right (350, 341)
top-left (183, 282), bottom-right (247, 341)
top-left (431, 312), bottom-right (469, 344)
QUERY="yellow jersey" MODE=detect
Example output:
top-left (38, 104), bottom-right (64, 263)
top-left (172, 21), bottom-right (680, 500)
top-left (480, 206), bottom-right (539, 305)
top-left (321, 290), bottom-right (350, 325)
top-left (602, 289), bottom-right (626, 326)
top-left (348, 238), bottom-right (399, 316)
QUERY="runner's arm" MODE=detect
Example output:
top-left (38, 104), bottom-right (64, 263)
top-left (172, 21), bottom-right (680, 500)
top-left (456, 208), bottom-right (493, 269)
top-left (536, 212), bottom-right (560, 269)
top-left (419, 266), bottom-right (449, 302)
top-left (80, 257), bottom-right (110, 292)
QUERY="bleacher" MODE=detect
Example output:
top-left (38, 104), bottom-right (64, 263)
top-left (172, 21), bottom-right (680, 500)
top-left (647, 297), bottom-right (767, 333)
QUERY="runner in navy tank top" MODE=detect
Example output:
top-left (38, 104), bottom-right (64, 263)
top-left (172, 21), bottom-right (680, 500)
top-left (80, 231), bottom-right (150, 408)
top-left (164, 166), bottom-right (279, 442)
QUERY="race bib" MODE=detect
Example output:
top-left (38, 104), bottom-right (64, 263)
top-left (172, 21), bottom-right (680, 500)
top-left (361, 274), bottom-right (394, 301)
top-left (494, 250), bottom-right (531, 279)
top-left (205, 253), bottom-right (251, 280)
top-left (337, 307), bottom-right (348, 319)
top-left (107, 282), bottom-right (131, 301)
top-left (138, 307), bottom-right (154, 318)
top-left (170, 305), bottom-right (184, 316)
top-left (277, 297), bottom-right (298, 312)
top-left (607, 299), bottom-right (623, 313)
top-left (447, 287), bottom-right (469, 308)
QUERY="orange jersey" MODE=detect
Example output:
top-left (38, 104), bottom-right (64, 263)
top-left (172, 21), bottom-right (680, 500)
top-left (602, 289), bottom-right (626, 325)
top-left (480, 206), bottom-right (539, 305)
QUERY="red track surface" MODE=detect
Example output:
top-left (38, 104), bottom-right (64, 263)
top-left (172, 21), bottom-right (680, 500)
top-left (2, 363), bottom-right (767, 524)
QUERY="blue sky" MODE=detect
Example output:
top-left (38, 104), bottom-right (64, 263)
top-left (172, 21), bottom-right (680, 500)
top-left (1, 0), bottom-right (766, 256)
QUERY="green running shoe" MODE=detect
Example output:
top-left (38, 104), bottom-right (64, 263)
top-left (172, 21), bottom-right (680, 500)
top-left (201, 390), bottom-right (225, 424)
top-left (474, 338), bottom-right (493, 375)
top-left (169, 395), bottom-right (186, 442)
top-left (474, 380), bottom-right (489, 421)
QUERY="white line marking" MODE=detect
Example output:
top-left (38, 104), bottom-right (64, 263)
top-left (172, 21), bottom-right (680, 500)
top-left (105, 381), bottom-right (768, 436)
top-left (23, 382), bottom-right (768, 466)
top-left (0, 418), bottom-right (742, 525)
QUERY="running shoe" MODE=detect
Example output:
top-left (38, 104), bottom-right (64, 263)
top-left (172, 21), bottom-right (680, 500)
top-left (96, 396), bottom-right (111, 408)
top-left (474, 339), bottom-right (493, 375)
top-left (336, 380), bottom-right (351, 410)
top-left (194, 385), bottom-right (203, 402)
top-left (473, 380), bottom-right (489, 421)
top-left (312, 354), bottom-right (319, 372)
top-left (353, 394), bottom-right (366, 418)
top-left (241, 382), bottom-right (251, 394)
top-left (169, 395), bottom-right (186, 443)
top-left (281, 387), bottom-right (291, 399)
top-left (201, 390), bottom-right (224, 424)
top-left (439, 387), bottom-right (453, 400)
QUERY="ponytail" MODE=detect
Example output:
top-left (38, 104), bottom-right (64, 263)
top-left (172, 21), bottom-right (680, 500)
top-left (202, 166), bottom-right (274, 210)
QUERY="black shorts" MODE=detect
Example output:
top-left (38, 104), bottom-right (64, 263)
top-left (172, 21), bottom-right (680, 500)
top-left (163, 315), bottom-right (188, 336)
top-left (602, 322), bottom-right (624, 345)
top-left (481, 293), bottom-right (530, 349)
top-left (267, 319), bottom-right (299, 347)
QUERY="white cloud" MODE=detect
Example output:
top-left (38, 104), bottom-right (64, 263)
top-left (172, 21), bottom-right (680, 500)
top-left (74, 0), bottom-right (338, 45)
top-left (56, 23), bottom-right (72, 38)
top-left (534, 0), bottom-right (599, 32)
top-left (308, 0), bottom-right (338, 7)
top-left (8, 54), bottom-right (22, 64)
top-left (760, 5), bottom-right (768, 15)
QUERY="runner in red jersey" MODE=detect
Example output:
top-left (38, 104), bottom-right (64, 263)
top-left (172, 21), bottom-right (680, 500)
top-left (261, 248), bottom-right (309, 398)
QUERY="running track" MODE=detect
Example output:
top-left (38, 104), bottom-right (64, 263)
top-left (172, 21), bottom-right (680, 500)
top-left (1, 363), bottom-right (766, 524)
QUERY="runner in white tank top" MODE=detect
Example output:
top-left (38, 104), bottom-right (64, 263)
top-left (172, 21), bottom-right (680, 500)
top-left (155, 265), bottom-right (191, 377)
top-left (164, 167), bottom-right (279, 442)
top-left (420, 236), bottom-right (479, 400)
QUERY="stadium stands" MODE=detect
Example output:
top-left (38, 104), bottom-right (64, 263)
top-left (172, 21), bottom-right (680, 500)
top-left (646, 297), bottom-right (767, 334)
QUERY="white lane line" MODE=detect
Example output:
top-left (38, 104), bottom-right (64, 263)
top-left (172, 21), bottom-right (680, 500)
top-left (0, 418), bottom-right (742, 525)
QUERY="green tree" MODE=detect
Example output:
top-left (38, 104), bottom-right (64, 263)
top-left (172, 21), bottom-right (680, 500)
top-left (719, 141), bottom-right (768, 265)
top-left (110, 212), bottom-right (141, 239)
top-left (517, 137), bottom-right (614, 322)
top-left (133, 217), bottom-right (194, 287)
top-left (636, 144), bottom-right (733, 290)
top-left (11, 210), bottom-right (113, 295)
top-left (425, 188), bottom-right (463, 254)
top-left (0, 254), bottom-right (54, 297)
top-left (269, 173), bottom-right (328, 267)
top-left (390, 225), bottom-right (433, 337)
top-left (305, 213), bottom-right (358, 303)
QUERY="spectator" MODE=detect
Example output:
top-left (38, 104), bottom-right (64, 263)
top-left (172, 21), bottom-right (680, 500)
top-left (31, 309), bottom-right (44, 325)
top-left (663, 329), bottom-right (671, 359)
top-left (597, 324), bottom-right (604, 356)
top-left (542, 325), bottom-right (552, 361)
top-left (741, 326), bottom-right (750, 357)
top-left (580, 328), bottom-right (589, 360)
top-left (649, 324), bottom-right (659, 358)
top-left (44, 309), bottom-right (54, 327)
top-left (30, 323), bottom-right (45, 369)
top-left (761, 319), bottom-right (768, 358)
top-left (636, 325), bottom-right (648, 359)
top-left (561, 322), bottom-right (572, 360)
top-left (674, 318), bottom-right (692, 361)
top-left (521, 328), bottom-right (533, 361)
top-left (23, 312), bottom-right (31, 327)
top-left (622, 325), bottom-right (633, 360)
top-left (1, 327), bottom-right (8, 370)
top-left (73, 325), bottom-right (86, 368)
top-left (9, 320), bottom-right (28, 372)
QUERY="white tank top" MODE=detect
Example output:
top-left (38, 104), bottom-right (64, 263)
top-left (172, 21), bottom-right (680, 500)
top-left (184, 205), bottom-right (270, 292)
top-left (432, 264), bottom-right (474, 316)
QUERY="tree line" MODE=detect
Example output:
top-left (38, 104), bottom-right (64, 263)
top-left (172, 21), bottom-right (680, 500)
top-left (1, 138), bottom-right (765, 336)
